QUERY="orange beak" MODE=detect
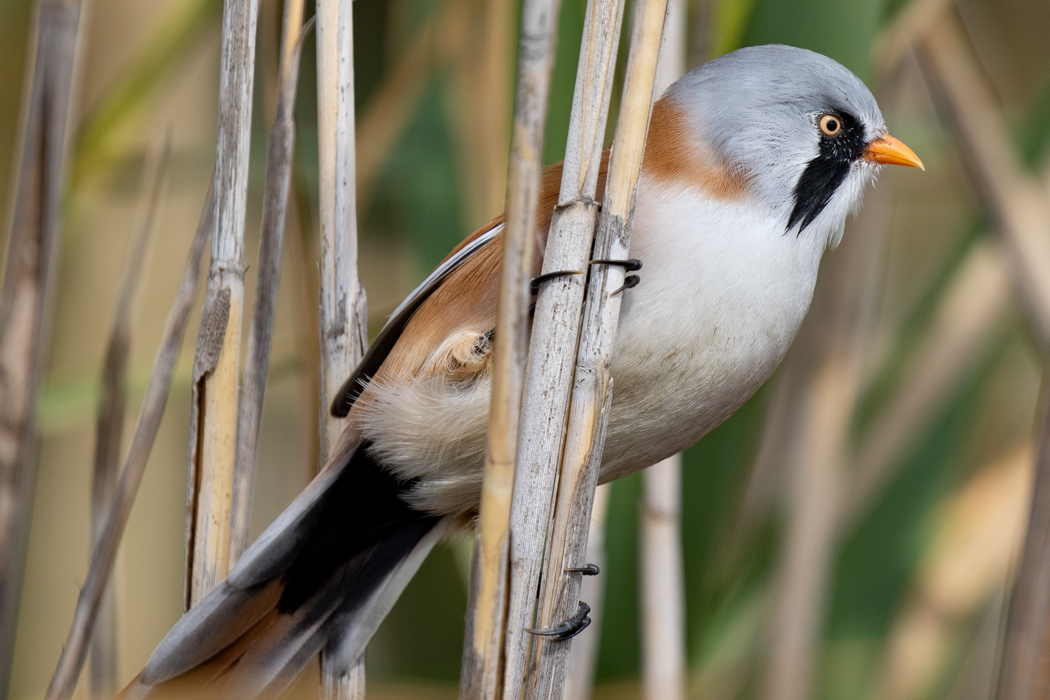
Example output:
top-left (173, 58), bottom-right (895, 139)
top-left (864, 133), bottom-right (925, 170)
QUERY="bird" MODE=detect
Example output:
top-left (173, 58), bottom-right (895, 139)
top-left (121, 44), bottom-right (923, 698)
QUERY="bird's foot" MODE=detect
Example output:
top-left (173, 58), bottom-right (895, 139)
top-left (526, 602), bottom-right (592, 641)
top-left (590, 258), bottom-right (642, 295)
top-left (564, 563), bottom-right (600, 576)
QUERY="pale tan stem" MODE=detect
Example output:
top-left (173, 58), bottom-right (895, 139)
top-left (230, 0), bottom-right (310, 566)
top-left (563, 484), bottom-right (611, 700)
top-left (185, 0), bottom-right (259, 608)
top-left (501, 0), bottom-right (626, 695)
top-left (641, 455), bottom-right (687, 700)
top-left (523, 1), bottom-right (670, 697)
top-left (460, 0), bottom-right (565, 697)
top-left (316, 0), bottom-right (368, 694)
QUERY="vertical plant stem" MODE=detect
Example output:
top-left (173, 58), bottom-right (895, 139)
top-left (0, 0), bottom-right (87, 690)
top-left (45, 183), bottom-right (215, 700)
top-left (230, 0), bottom-right (310, 566)
top-left (185, 0), bottom-right (259, 608)
top-left (641, 456), bottom-right (687, 700)
top-left (89, 134), bottom-right (170, 699)
top-left (563, 484), bottom-right (611, 700)
top-left (460, 0), bottom-right (564, 697)
top-left (501, 0), bottom-right (625, 696)
top-left (316, 0), bottom-right (368, 694)
top-left (640, 4), bottom-right (686, 699)
top-left (523, 2), bottom-right (669, 698)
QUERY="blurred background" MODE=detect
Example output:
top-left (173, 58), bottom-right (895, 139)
top-left (1, 0), bottom-right (1049, 698)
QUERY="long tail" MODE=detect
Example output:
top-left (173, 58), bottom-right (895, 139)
top-left (120, 438), bottom-right (447, 699)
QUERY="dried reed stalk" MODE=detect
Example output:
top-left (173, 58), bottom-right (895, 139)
top-left (46, 183), bottom-right (215, 700)
top-left (229, 0), bottom-right (310, 566)
top-left (0, 0), bottom-right (87, 690)
top-left (315, 0), bottom-right (369, 694)
top-left (563, 484), bottom-right (611, 700)
top-left (89, 135), bottom-right (170, 698)
top-left (459, 0), bottom-right (564, 696)
top-left (523, 2), bottom-right (670, 697)
top-left (501, 0), bottom-right (626, 695)
top-left (185, 0), bottom-right (259, 608)
top-left (640, 5), bottom-right (686, 699)
top-left (641, 456), bottom-right (687, 700)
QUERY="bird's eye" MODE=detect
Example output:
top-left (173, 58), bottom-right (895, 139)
top-left (819, 114), bottom-right (842, 137)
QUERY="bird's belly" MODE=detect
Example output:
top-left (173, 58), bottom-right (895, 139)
top-left (597, 185), bottom-right (822, 481)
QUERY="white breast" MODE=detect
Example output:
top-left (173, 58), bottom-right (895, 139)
top-left (598, 177), bottom-right (825, 481)
top-left (363, 177), bottom-right (828, 515)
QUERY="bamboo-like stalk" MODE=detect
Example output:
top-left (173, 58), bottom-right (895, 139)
top-left (500, 0), bottom-right (626, 692)
top-left (563, 484), bottom-right (611, 700)
top-left (916, 15), bottom-right (1050, 344)
top-left (0, 0), bottom-right (88, 690)
top-left (185, 0), bottom-right (259, 608)
top-left (316, 0), bottom-right (369, 694)
top-left (640, 5), bottom-right (686, 698)
top-left (45, 182), bottom-right (215, 700)
top-left (229, 0), bottom-right (310, 566)
top-left (640, 455), bottom-right (687, 700)
top-left (459, 0), bottom-right (564, 696)
top-left (522, 3), bottom-right (669, 697)
top-left (88, 134), bottom-right (170, 699)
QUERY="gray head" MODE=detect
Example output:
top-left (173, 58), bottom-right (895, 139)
top-left (663, 45), bottom-right (920, 246)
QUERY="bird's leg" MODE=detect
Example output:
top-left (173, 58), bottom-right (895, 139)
top-left (564, 563), bottom-right (600, 576)
top-left (526, 602), bottom-right (592, 641)
top-left (590, 258), bottom-right (642, 296)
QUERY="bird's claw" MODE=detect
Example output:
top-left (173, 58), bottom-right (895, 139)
top-left (564, 563), bottom-right (600, 576)
top-left (611, 275), bottom-right (640, 296)
top-left (530, 269), bottom-right (583, 294)
top-left (590, 258), bottom-right (642, 295)
top-left (589, 258), bottom-right (642, 272)
top-left (531, 259), bottom-right (642, 296)
top-left (525, 602), bottom-right (592, 641)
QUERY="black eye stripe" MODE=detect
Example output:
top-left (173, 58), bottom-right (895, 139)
top-left (787, 112), bottom-right (867, 234)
